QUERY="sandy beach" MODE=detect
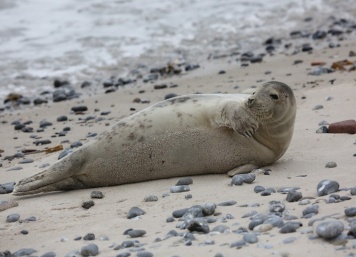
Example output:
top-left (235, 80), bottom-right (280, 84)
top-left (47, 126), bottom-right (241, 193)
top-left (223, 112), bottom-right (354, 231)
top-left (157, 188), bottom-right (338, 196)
top-left (1, 6), bottom-right (356, 257)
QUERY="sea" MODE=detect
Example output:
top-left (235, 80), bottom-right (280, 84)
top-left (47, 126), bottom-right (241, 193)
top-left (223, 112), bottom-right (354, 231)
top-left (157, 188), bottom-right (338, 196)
top-left (0, 0), bottom-right (355, 99)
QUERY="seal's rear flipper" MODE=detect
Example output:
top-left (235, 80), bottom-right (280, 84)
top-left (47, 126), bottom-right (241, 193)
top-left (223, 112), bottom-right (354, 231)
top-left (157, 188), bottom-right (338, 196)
top-left (227, 164), bottom-right (258, 176)
top-left (12, 169), bottom-right (85, 196)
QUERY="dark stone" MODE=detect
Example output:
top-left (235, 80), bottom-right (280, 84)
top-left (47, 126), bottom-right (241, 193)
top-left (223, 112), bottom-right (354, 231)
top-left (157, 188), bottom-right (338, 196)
top-left (187, 218), bottom-right (210, 233)
top-left (33, 139), bottom-right (51, 146)
top-left (33, 98), bottom-right (48, 105)
top-left (164, 93), bottom-right (178, 100)
top-left (71, 106), bottom-right (88, 113)
top-left (302, 43), bottom-right (313, 52)
top-left (80, 244), bottom-right (99, 256)
top-left (6, 213), bottom-right (20, 222)
top-left (175, 177), bottom-right (193, 186)
top-left (217, 200), bottom-right (237, 206)
top-left (127, 207), bottom-right (145, 219)
top-left (54, 80), bottom-right (69, 88)
top-left (154, 84), bottom-right (167, 90)
top-left (83, 233), bottom-right (95, 241)
top-left (0, 182), bottom-right (15, 193)
top-left (70, 141), bottom-right (83, 148)
top-left (312, 30), bottom-right (327, 40)
top-left (286, 191), bottom-right (302, 202)
top-left (91, 191), bottom-right (104, 199)
top-left (56, 115), bottom-right (68, 122)
top-left (172, 208), bottom-right (189, 218)
top-left (345, 207), bottom-right (356, 217)
top-left (317, 180), bottom-right (339, 196)
top-left (127, 229), bottom-right (146, 238)
top-left (82, 200), bottom-right (95, 209)
top-left (254, 185), bottom-right (265, 193)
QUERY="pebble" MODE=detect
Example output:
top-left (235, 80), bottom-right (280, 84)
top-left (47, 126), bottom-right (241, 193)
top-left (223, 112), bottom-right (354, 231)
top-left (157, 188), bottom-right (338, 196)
top-left (217, 200), bottom-right (237, 206)
top-left (19, 158), bottom-right (34, 164)
top-left (41, 251), bottom-right (56, 257)
top-left (12, 248), bottom-right (37, 257)
top-left (80, 244), bottom-right (99, 256)
top-left (127, 207), bottom-right (145, 219)
top-left (172, 208), bottom-right (189, 218)
top-left (211, 224), bottom-right (229, 233)
top-left (328, 120), bottom-right (356, 134)
top-left (137, 252), bottom-right (153, 257)
top-left (230, 240), bottom-right (246, 248)
top-left (175, 177), bottom-right (193, 185)
top-left (345, 207), bottom-right (356, 217)
top-left (286, 191), bottom-right (303, 202)
top-left (144, 195), bottom-right (158, 202)
top-left (21, 230), bottom-right (29, 235)
top-left (302, 205), bottom-right (319, 217)
top-left (313, 105), bottom-right (323, 110)
top-left (40, 120), bottom-right (53, 128)
top-left (254, 185), bottom-right (265, 193)
top-left (185, 194), bottom-right (192, 199)
top-left (83, 233), bottom-right (95, 240)
top-left (202, 203), bottom-right (216, 216)
top-left (0, 182), bottom-right (16, 193)
top-left (164, 93), bottom-right (178, 100)
top-left (299, 199), bottom-right (311, 205)
top-left (82, 200), bottom-right (95, 209)
top-left (154, 84), bottom-right (167, 90)
top-left (70, 141), bottom-right (83, 148)
top-left (33, 98), bottom-right (48, 105)
top-left (166, 217), bottom-right (175, 223)
top-left (170, 185), bottom-right (190, 193)
top-left (121, 240), bottom-right (135, 248)
top-left (280, 223), bottom-right (298, 233)
top-left (6, 166), bottom-right (23, 171)
top-left (264, 216), bottom-right (284, 228)
top-left (253, 224), bottom-right (273, 232)
top-left (71, 106), bottom-right (88, 113)
top-left (25, 216), bottom-right (37, 222)
top-left (116, 253), bottom-right (131, 257)
top-left (243, 232), bottom-right (258, 243)
top-left (282, 237), bottom-right (297, 244)
top-left (6, 213), bottom-right (20, 222)
top-left (127, 229), bottom-right (146, 238)
top-left (317, 180), bottom-right (339, 196)
top-left (34, 139), bottom-right (51, 146)
top-left (325, 161), bottom-right (337, 168)
top-left (58, 149), bottom-right (73, 160)
top-left (90, 191), bottom-right (104, 199)
top-left (350, 187), bottom-right (356, 195)
top-left (316, 219), bottom-right (344, 239)
top-left (230, 175), bottom-right (244, 185)
top-left (269, 201), bottom-right (285, 213)
top-left (277, 187), bottom-right (301, 194)
top-left (316, 126), bottom-right (328, 133)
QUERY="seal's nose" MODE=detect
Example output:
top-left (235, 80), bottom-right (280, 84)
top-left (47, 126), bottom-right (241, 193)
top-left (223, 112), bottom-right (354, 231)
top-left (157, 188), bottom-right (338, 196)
top-left (247, 98), bottom-right (254, 107)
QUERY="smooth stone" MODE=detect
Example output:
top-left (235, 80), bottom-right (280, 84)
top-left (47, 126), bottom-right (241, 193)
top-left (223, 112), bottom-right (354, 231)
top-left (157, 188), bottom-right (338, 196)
top-left (41, 252), bottom-right (56, 257)
top-left (71, 106), bottom-right (88, 112)
top-left (345, 207), bottom-right (356, 217)
top-left (231, 175), bottom-right (244, 186)
top-left (172, 208), bottom-right (189, 218)
top-left (269, 201), bottom-right (285, 213)
top-left (127, 230), bottom-right (146, 238)
top-left (350, 187), bottom-right (356, 196)
top-left (13, 248), bottom-right (37, 257)
top-left (80, 244), bottom-right (99, 256)
top-left (121, 240), bottom-right (135, 248)
top-left (278, 187), bottom-right (301, 194)
top-left (286, 191), bottom-right (303, 202)
top-left (243, 232), bottom-right (258, 243)
top-left (127, 207), bottom-right (145, 219)
top-left (201, 203), bottom-right (216, 216)
top-left (279, 223), bottom-right (299, 233)
top-left (313, 105), bottom-right (323, 110)
top-left (325, 161), bottom-right (337, 168)
top-left (6, 213), bottom-right (20, 222)
top-left (187, 218), bottom-right (210, 233)
top-left (83, 233), bottom-right (95, 240)
top-left (82, 200), bottom-right (95, 209)
top-left (241, 210), bottom-right (258, 218)
top-left (254, 185), bottom-right (265, 193)
top-left (0, 182), bottom-right (16, 193)
top-left (302, 205), bottom-right (319, 216)
top-left (144, 195), bottom-right (158, 202)
top-left (137, 252), bottom-right (153, 257)
top-left (317, 180), bottom-right (339, 196)
top-left (230, 240), bottom-right (246, 248)
top-left (170, 185), bottom-right (190, 193)
top-left (19, 158), bottom-right (34, 164)
top-left (91, 191), bottom-right (104, 199)
top-left (166, 217), bottom-right (175, 223)
top-left (316, 219), bottom-right (344, 239)
top-left (211, 225), bottom-right (229, 233)
top-left (70, 141), bottom-right (83, 148)
top-left (253, 224), bottom-right (273, 232)
top-left (58, 149), bottom-right (72, 160)
top-left (263, 216), bottom-right (284, 228)
top-left (57, 115), bottom-right (68, 122)
top-left (282, 237), bottom-right (297, 244)
top-left (217, 200), bottom-right (237, 206)
top-left (299, 199), bottom-right (311, 205)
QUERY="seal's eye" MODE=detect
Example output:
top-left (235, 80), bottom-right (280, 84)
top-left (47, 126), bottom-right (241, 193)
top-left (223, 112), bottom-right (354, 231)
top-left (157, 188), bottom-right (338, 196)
top-left (270, 94), bottom-right (279, 100)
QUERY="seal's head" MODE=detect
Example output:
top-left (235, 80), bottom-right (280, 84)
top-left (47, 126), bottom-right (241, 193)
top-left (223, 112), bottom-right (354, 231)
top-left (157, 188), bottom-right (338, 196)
top-left (246, 81), bottom-right (296, 123)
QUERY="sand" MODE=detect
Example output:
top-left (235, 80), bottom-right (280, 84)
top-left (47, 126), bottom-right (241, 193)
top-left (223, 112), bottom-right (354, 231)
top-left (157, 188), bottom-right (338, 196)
top-left (0, 38), bottom-right (356, 256)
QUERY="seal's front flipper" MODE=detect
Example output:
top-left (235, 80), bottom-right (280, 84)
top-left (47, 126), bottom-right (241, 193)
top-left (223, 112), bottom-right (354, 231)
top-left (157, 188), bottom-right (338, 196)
top-left (227, 164), bottom-right (258, 177)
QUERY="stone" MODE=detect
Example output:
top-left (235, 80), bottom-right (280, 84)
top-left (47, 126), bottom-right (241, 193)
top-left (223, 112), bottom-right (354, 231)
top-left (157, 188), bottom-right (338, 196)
top-left (328, 120), bottom-right (356, 134)
top-left (325, 162), bottom-right (337, 168)
top-left (317, 180), bottom-right (339, 196)
top-left (80, 244), bottom-right (99, 256)
top-left (286, 191), bottom-right (302, 202)
top-left (345, 207), bottom-right (356, 217)
top-left (127, 207), bottom-right (145, 219)
top-left (316, 219), bottom-right (344, 239)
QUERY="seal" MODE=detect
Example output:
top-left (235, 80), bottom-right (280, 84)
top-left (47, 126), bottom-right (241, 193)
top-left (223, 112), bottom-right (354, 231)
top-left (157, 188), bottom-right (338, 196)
top-left (13, 81), bottom-right (296, 195)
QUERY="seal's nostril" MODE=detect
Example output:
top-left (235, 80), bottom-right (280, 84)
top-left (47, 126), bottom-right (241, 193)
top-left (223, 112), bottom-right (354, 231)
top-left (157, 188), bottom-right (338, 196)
top-left (248, 98), bottom-right (254, 106)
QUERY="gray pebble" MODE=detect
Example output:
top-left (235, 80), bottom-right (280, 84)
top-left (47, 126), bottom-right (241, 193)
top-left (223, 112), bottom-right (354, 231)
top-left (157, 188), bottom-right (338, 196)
top-left (240, 174), bottom-right (256, 183)
top-left (269, 200), bottom-right (285, 213)
top-left (264, 216), bottom-right (284, 228)
top-left (350, 187), bottom-right (356, 195)
top-left (316, 220), bottom-right (344, 239)
top-left (280, 223), bottom-right (298, 233)
top-left (202, 203), bottom-right (216, 216)
top-left (325, 161), bottom-right (337, 168)
top-left (172, 208), bottom-right (189, 218)
top-left (187, 218), bottom-right (210, 233)
top-left (25, 216), bottom-right (37, 222)
top-left (70, 141), bottom-right (83, 148)
top-left (214, 254), bottom-right (224, 257)
top-left (144, 195), bottom-right (158, 202)
top-left (282, 237), bottom-right (297, 244)
top-left (345, 207), bottom-right (356, 217)
top-left (302, 205), bottom-right (319, 217)
top-left (127, 207), bottom-right (145, 219)
top-left (241, 210), bottom-right (258, 218)
top-left (121, 240), bottom-right (135, 248)
top-left (39, 163), bottom-right (50, 168)
top-left (170, 185), bottom-right (190, 193)
top-left (211, 225), bottom-right (229, 233)
top-left (254, 185), bottom-right (265, 193)
top-left (13, 248), bottom-right (37, 257)
top-left (6, 213), bottom-right (20, 222)
top-left (231, 175), bottom-right (244, 185)
top-left (299, 199), bottom-right (311, 205)
top-left (82, 200), bottom-right (95, 209)
top-left (185, 194), bottom-right (192, 199)
top-left (19, 158), bottom-right (34, 164)
top-left (230, 240), bottom-right (246, 248)
top-left (41, 252), bottom-right (56, 257)
top-left (58, 149), bottom-right (72, 160)
top-left (277, 187), bottom-right (301, 194)
top-left (286, 191), bottom-right (303, 202)
top-left (0, 182), bottom-right (15, 194)
top-left (248, 219), bottom-right (264, 230)
top-left (206, 217), bottom-right (217, 223)
top-left (175, 177), bottom-right (193, 185)
top-left (80, 244), bottom-right (99, 256)
top-left (21, 230), bottom-right (29, 235)
top-left (6, 166), bottom-right (23, 171)
top-left (166, 217), bottom-right (175, 223)
top-left (317, 180), bottom-right (339, 196)
top-left (83, 233), bottom-right (95, 240)
top-left (313, 105), bottom-right (323, 110)
top-left (127, 229), bottom-right (146, 238)
top-left (243, 232), bottom-right (258, 243)
top-left (90, 191), bottom-right (104, 199)
top-left (137, 252), bottom-right (153, 257)
top-left (40, 120), bottom-right (53, 128)
top-left (57, 115), bottom-right (68, 122)
top-left (316, 126), bottom-right (328, 133)
top-left (260, 191), bottom-right (271, 196)
top-left (217, 200), bottom-right (237, 206)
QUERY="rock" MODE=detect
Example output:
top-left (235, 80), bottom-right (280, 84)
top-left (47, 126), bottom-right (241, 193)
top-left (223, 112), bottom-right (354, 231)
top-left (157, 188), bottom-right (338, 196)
top-left (82, 200), bottom-right (95, 209)
top-left (164, 93), bottom-right (178, 100)
top-left (328, 120), bottom-right (356, 134)
top-left (253, 224), bottom-right (273, 232)
top-left (144, 195), bottom-right (158, 202)
top-left (6, 213), bottom-right (20, 222)
top-left (172, 208), bottom-right (189, 218)
top-left (127, 207), bottom-right (145, 219)
top-left (302, 205), bottom-right (319, 217)
top-left (137, 252), bottom-right (153, 257)
top-left (40, 251), bottom-right (56, 257)
top-left (170, 185), bottom-right (190, 193)
top-left (313, 105), bottom-right (323, 110)
top-left (71, 106), bottom-right (88, 113)
top-left (83, 233), bottom-right (95, 240)
top-left (263, 216), bottom-right (284, 228)
top-left (254, 185), bottom-right (265, 193)
top-left (90, 191), bottom-right (104, 199)
top-left (80, 244), bottom-right (99, 256)
top-left (33, 98), bottom-right (48, 105)
top-left (187, 218), bottom-right (210, 233)
top-left (345, 207), bottom-right (356, 217)
top-left (316, 219), bottom-right (344, 239)
top-left (243, 232), bottom-right (258, 243)
top-left (39, 120), bottom-right (53, 128)
top-left (269, 201), bottom-right (285, 213)
top-left (211, 224), bottom-right (229, 233)
top-left (202, 203), bottom-right (216, 216)
top-left (302, 43), bottom-right (313, 52)
top-left (0, 182), bottom-right (16, 194)
top-left (312, 30), bottom-right (327, 39)
top-left (58, 149), bottom-right (72, 160)
top-left (231, 175), bottom-right (244, 185)
top-left (13, 248), bottom-right (37, 257)
top-left (19, 158), bottom-right (34, 164)
top-left (154, 84), bottom-right (167, 90)
top-left (127, 229), bottom-right (146, 238)
top-left (175, 177), bottom-right (193, 185)
top-left (70, 141), bottom-right (83, 148)
top-left (279, 223), bottom-right (299, 233)
top-left (350, 187), bottom-right (356, 195)
top-left (286, 191), bottom-right (303, 202)
top-left (317, 180), bottom-right (339, 196)
top-left (217, 200), bottom-right (237, 206)
top-left (230, 240), bottom-right (246, 248)
top-left (33, 139), bottom-right (51, 146)
top-left (325, 162), bottom-right (337, 168)
top-left (282, 237), bottom-right (297, 244)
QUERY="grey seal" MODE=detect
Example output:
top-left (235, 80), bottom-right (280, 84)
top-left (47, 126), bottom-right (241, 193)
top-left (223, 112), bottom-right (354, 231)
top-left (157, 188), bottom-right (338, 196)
top-left (13, 81), bottom-right (296, 195)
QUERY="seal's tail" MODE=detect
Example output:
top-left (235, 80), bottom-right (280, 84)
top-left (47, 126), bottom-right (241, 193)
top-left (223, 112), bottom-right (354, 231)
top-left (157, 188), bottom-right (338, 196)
top-left (12, 168), bottom-right (85, 196)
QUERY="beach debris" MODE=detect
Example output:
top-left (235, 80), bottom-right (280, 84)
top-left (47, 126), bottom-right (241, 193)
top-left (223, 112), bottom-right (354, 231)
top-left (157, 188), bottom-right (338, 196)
top-left (331, 59), bottom-right (353, 70)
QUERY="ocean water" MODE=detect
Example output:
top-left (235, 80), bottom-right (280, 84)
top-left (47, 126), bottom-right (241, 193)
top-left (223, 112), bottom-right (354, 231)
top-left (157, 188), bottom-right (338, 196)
top-left (0, 0), bottom-right (355, 98)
